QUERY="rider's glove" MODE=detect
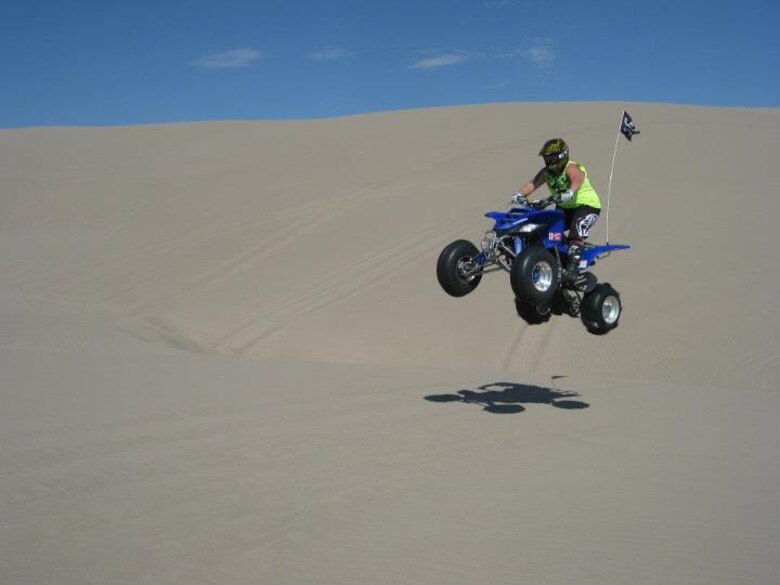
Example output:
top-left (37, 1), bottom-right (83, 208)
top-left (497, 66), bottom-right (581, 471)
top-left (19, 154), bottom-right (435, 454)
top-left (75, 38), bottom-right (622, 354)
top-left (560, 189), bottom-right (575, 203)
top-left (511, 192), bottom-right (525, 204)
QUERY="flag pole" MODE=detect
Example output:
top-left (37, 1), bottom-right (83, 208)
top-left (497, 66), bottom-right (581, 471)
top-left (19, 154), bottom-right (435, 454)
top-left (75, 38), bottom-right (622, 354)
top-left (605, 111), bottom-right (623, 245)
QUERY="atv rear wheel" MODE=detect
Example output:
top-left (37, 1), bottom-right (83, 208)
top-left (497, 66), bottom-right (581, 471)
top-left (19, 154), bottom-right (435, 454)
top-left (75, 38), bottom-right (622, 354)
top-left (514, 298), bottom-right (552, 325)
top-left (550, 289), bottom-right (571, 316)
top-left (510, 245), bottom-right (560, 306)
top-left (436, 240), bottom-right (483, 297)
top-left (581, 283), bottom-right (622, 335)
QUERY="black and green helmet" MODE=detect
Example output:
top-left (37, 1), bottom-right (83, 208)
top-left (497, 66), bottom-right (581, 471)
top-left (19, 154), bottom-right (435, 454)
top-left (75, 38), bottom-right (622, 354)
top-left (539, 138), bottom-right (569, 175)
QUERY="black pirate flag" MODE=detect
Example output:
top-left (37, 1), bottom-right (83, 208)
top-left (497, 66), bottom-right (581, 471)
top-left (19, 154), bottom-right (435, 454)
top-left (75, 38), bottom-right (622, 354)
top-left (620, 110), bottom-right (640, 141)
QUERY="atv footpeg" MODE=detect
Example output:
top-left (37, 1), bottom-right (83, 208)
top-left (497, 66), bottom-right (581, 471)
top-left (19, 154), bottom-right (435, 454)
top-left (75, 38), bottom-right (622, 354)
top-left (577, 272), bottom-right (597, 293)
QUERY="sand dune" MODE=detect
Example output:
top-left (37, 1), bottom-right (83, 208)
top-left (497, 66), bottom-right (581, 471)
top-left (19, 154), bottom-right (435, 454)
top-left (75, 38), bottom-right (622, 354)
top-left (1, 103), bottom-right (778, 584)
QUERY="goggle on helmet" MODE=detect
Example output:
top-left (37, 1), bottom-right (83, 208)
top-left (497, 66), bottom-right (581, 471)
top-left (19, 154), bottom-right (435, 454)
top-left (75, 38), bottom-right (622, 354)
top-left (539, 138), bottom-right (569, 173)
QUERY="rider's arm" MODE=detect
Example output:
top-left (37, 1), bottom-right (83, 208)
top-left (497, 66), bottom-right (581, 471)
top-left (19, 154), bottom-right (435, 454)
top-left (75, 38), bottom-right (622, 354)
top-left (518, 169), bottom-right (545, 196)
top-left (566, 164), bottom-right (585, 192)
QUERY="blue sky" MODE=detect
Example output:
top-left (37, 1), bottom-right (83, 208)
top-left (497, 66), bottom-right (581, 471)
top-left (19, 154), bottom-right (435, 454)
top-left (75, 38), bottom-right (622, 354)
top-left (1, 0), bottom-right (778, 127)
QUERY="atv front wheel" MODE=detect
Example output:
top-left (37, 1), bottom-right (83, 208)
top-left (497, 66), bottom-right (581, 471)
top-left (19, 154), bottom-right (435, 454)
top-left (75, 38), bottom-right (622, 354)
top-left (510, 245), bottom-right (560, 306)
top-left (436, 240), bottom-right (483, 297)
top-left (581, 283), bottom-right (622, 334)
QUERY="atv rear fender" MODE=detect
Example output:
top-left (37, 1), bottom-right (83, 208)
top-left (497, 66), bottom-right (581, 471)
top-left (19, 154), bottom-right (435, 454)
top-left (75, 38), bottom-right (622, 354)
top-left (581, 244), bottom-right (630, 265)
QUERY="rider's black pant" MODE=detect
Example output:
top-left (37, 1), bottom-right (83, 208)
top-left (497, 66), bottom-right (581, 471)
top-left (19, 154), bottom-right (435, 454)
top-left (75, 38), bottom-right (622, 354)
top-left (561, 205), bottom-right (600, 244)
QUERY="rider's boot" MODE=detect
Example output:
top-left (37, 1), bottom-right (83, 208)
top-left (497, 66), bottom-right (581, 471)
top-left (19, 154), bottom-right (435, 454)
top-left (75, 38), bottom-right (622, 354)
top-left (562, 243), bottom-right (583, 284)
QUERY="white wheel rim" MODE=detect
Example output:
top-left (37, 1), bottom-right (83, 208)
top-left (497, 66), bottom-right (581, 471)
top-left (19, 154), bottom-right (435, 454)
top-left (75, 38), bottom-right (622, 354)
top-left (531, 261), bottom-right (553, 292)
top-left (602, 295), bottom-right (620, 324)
top-left (456, 257), bottom-right (476, 282)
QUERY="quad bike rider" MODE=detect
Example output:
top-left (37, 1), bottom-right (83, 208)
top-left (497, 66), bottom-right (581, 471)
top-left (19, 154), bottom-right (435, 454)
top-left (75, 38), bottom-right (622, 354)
top-left (515, 138), bottom-right (601, 284)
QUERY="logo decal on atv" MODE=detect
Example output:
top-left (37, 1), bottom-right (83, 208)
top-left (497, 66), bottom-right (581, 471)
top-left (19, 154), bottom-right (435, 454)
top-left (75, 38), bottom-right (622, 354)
top-left (548, 232), bottom-right (562, 242)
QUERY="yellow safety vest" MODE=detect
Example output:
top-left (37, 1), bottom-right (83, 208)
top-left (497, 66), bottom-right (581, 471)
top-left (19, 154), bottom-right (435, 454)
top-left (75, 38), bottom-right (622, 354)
top-left (545, 161), bottom-right (601, 210)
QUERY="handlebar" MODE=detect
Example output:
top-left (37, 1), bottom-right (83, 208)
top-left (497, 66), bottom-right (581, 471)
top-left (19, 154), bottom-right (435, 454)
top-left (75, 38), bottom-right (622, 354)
top-left (507, 194), bottom-right (558, 210)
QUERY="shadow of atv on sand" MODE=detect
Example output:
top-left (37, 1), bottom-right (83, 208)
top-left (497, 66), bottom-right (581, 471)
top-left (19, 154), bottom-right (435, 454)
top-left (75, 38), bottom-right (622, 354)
top-left (424, 380), bottom-right (590, 414)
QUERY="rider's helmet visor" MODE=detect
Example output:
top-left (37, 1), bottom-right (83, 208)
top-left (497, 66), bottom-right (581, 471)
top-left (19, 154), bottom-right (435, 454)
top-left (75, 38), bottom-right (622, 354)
top-left (543, 153), bottom-right (563, 168)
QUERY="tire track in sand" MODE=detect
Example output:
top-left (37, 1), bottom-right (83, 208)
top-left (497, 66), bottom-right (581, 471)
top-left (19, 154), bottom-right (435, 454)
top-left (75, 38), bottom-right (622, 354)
top-left (212, 221), bottom-right (472, 357)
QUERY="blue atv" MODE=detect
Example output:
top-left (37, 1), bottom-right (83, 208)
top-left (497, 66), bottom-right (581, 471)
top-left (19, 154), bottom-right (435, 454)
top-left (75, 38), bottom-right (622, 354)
top-left (436, 195), bottom-right (630, 334)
